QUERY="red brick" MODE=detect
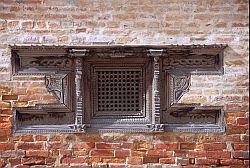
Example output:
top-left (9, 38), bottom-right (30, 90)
top-left (96, 143), bottom-right (113, 149)
top-left (0, 102), bottom-right (11, 108)
top-left (115, 150), bottom-right (130, 157)
top-left (220, 159), bottom-right (244, 165)
top-left (176, 158), bottom-right (189, 166)
top-left (143, 157), bottom-right (159, 164)
top-left (21, 135), bottom-right (34, 142)
top-left (21, 21), bottom-right (34, 29)
top-left (127, 157), bottom-right (143, 165)
top-left (180, 143), bottom-right (196, 150)
top-left (90, 150), bottom-right (114, 157)
top-left (237, 118), bottom-right (249, 125)
top-left (155, 143), bottom-right (178, 150)
top-left (8, 158), bottom-right (21, 166)
top-left (232, 151), bottom-right (249, 159)
top-left (159, 158), bottom-right (175, 164)
top-left (147, 150), bottom-right (172, 157)
top-left (242, 135), bottom-right (249, 142)
top-left (195, 158), bottom-right (219, 165)
top-left (109, 165), bottom-right (126, 168)
top-left (48, 143), bottom-right (69, 149)
top-left (0, 143), bottom-right (15, 150)
top-left (131, 150), bottom-right (147, 157)
top-left (207, 151), bottom-right (231, 159)
top-left (0, 129), bottom-right (11, 136)
top-left (233, 144), bottom-right (249, 150)
top-left (121, 143), bottom-right (133, 149)
top-left (189, 151), bottom-right (207, 158)
top-left (2, 95), bottom-right (18, 100)
top-left (0, 122), bottom-right (11, 129)
top-left (45, 158), bottom-right (56, 165)
top-left (17, 143), bottom-right (43, 150)
top-left (49, 135), bottom-right (61, 142)
top-left (61, 158), bottom-right (86, 164)
top-left (73, 150), bottom-right (88, 156)
top-left (0, 116), bottom-right (11, 122)
top-left (26, 150), bottom-right (49, 157)
top-left (244, 160), bottom-right (249, 165)
top-left (0, 159), bottom-right (5, 168)
top-left (73, 142), bottom-right (95, 149)
top-left (203, 143), bottom-right (227, 150)
top-left (22, 157), bottom-right (45, 165)
top-left (35, 135), bottom-right (47, 141)
top-left (101, 158), bottom-right (126, 163)
top-left (0, 150), bottom-right (25, 158)
top-left (132, 142), bottom-right (148, 150)
top-left (174, 150), bottom-right (189, 157)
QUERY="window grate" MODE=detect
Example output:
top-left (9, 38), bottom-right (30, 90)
top-left (93, 68), bottom-right (144, 117)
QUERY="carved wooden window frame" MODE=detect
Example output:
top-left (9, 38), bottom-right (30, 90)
top-left (11, 44), bottom-right (227, 133)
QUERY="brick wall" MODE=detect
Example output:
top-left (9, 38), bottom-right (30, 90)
top-left (0, 0), bottom-right (249, 167)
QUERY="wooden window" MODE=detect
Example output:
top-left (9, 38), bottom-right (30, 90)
top-left (12, 45), bottom-right (227, 133)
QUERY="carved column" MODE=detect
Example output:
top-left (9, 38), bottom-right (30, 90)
top-left (70, 49), bottom-right (90, 132)
top-left (147, 49), bottom-right (164, 131)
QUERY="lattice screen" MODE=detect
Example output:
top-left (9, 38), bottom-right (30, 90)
top-left (93, 67), bottom-right (144, 117)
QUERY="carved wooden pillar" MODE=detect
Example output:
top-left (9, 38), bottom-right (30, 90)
top-left (147, 49), bottom-right (164, 132)
top-left (70, 49), bottom-right (90, 132)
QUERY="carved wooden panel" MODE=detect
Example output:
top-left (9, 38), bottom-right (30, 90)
top-left (11, 44), bottom-right (227, 133)
top-left (83, 57), bottom-right (153, 132)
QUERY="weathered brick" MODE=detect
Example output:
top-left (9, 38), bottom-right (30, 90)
top-left (101, 158), bottom-right (126, 163)
top-left (22, 157), bottom-right (45, 165)
top-left (143, 157), bottom-right (159, 164)
top-left (237, 117), bottom-right (249, 125)
top-left (127, 157), bottom-right (143, 165)
top-left (26, 150), bottom-right (49, 157)
top-left (131, 150), bottom-right (146, 157)
top-left (35, 135), bottom-right (48, 141)
top-left (159, 158), bottom-right (175, 164)
top-left (176, 158), bottom-right (189, 166)
top-left (90, 150), bottom-right (114, 157)
top-left (96, 143), bottom-right (113, 149)
top-left (147, 150), bottom-right (172, 157)
top-left (73, 150), bottom-right (88, 156)
top-left (8, 158), bottom-right (21, 166)
top-left (220, 159), bottom-right (244, 165)
top-left (2, 95), bottom-right (18, 100)
top-left (180, 143), bottom-right (196, 150)
top-left (73, 142), bottom-right (95, 149)
top-left (0, 143), bottom-right (14, 150)
top-left (61, 158), bottom-right (86, 164)
top-left (0, 159), bottom-right (5, 168)
top-left (203, 143), bottom-right (227, 150)
top-left (21, 135), bottom-right (34, 142)
top-left (195, 158), bottom-right (219, 165)
top-left (48, 143), bottom-right (69, 149)
top-left (232, 151), bottom-right (249, 159)
top-left (0, 150), bottom-right (25, 158)
top-left (155, 143), bottom-right (178, 150)
top-left (17, 143), bottom-right (43, 150)
top-left (233, 144), bottom-right (249, 150)
top-left (115, 150), bottom-right (130, 157)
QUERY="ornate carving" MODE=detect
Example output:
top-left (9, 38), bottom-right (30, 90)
top-left (83, 57), bottom-right (153, 132)
top-left (11, 44), bottom-right (227, 133)
top-left (147, 49), bottom-right (163, 124)
top-left (164, 105), bottom-right (225, 133)
top-left (173, 75), bottom-right (191, 102)
top-left (163, 53), bottom-right (224, 75)
top-left (147, 124), bottom-right (164, 132)
top-left (23, 57), bottom-right (73, 68)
